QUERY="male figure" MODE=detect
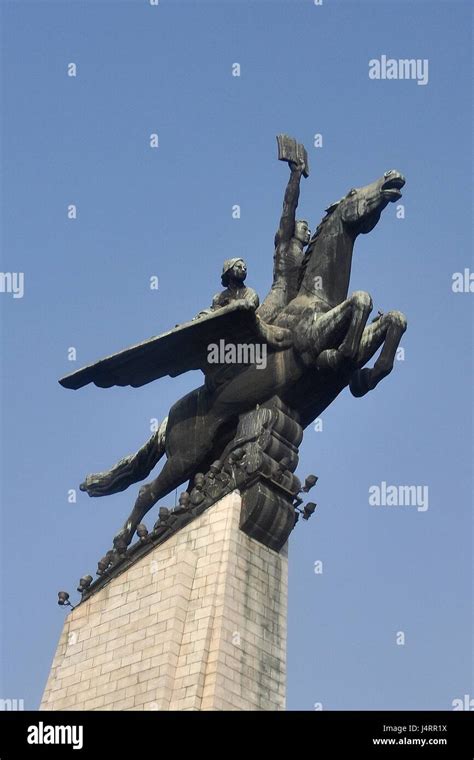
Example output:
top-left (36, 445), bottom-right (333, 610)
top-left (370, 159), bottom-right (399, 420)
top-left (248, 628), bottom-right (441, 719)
top-left (189, 473), bottom-right (206, 506)
top-left (203, 460), bottom-right (228, 501)
top-left (258, 157), bottom-right (310, 324)
top-left (224, 448), bottom-right (247, 486)
top-left (174, 491), bottom-right (191, 514)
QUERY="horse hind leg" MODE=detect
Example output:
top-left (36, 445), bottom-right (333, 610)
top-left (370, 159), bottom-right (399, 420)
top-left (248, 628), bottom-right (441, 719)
top-left (81, 417), bottom-right (168, 497)
top-left (113, 403), bottom-right (222, 550)
top-left (113, 454), bottom-right (196, 551)
top-left (350, 310), bottom-right (407, 397)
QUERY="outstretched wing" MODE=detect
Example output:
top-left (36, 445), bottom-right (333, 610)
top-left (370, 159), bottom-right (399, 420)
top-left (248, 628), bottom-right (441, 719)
top-left (59, 302), bottom-right (292, 391)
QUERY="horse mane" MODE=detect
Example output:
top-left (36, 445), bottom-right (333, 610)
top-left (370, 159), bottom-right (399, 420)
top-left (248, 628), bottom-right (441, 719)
top-left (297, 199), bottom-right (342, 290)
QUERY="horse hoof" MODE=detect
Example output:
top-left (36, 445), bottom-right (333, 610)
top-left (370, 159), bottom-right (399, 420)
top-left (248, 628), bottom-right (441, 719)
top-left (350, 368), bottom-right (375, 398)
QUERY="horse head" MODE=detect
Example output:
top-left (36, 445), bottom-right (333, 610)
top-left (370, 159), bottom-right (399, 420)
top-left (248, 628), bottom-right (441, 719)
top-left (337, 169), bottom-right (406, 235)
top-left (296, 170), bottom-right (406, 308)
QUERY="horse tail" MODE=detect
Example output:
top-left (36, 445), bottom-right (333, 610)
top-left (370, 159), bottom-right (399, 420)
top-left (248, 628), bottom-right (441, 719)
top-left (80, 417), bottom-right (168, 497)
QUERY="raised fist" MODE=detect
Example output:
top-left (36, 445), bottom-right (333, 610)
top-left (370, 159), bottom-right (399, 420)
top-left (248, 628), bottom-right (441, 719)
top-left (289, 157), bottom-right (306, 174)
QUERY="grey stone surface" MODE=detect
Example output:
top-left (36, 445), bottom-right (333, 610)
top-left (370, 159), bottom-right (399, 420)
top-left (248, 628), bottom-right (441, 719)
top-left (42, 493), bottom-right (287, 712)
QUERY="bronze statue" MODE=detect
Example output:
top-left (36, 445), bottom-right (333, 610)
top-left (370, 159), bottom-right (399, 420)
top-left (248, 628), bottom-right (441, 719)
top-left (189, 473), bottom-right (205, 507)
top-left (62, 135), bottom-right (407, 555)
top-left (174, 492), bottom-right (191, 514)
top-left (258, 150), bottom-right (310, 324)
top-left (212, 259), bottom-right (259, 311)
top-left (194, 258), bottom-right (258, 320)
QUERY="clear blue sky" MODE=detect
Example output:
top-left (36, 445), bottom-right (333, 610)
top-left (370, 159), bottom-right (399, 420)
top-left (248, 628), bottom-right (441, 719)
top-left (1, 0), bottom-right (472, 710)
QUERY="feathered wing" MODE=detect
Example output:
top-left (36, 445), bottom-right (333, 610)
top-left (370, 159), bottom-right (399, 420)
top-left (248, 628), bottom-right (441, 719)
top-left (59, 302), bottom-right (292, 391)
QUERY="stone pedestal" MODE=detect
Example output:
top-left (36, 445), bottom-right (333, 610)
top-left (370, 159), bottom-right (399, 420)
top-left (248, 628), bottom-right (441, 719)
top-left (40, 491), bottom-right (287, 711)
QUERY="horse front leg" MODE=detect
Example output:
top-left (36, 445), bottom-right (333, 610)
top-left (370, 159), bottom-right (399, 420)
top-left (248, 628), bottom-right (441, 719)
top-left (305, 290), bottom-right (373, 370)
top-left (349, 310), bottom-right (407, 397)
top-left (338, 291), bottom-right (374, 359)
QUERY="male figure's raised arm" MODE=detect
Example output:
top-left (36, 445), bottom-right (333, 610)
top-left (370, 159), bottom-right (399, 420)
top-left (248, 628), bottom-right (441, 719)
top-left (275, 158), bottom-right (306, 247)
